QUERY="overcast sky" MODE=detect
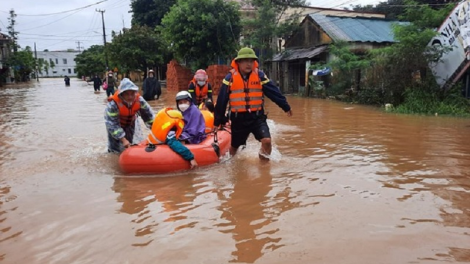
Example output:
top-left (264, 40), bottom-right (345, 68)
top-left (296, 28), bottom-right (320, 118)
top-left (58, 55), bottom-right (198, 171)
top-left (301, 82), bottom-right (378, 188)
top-left (1, 0), bottom-right (384, 52)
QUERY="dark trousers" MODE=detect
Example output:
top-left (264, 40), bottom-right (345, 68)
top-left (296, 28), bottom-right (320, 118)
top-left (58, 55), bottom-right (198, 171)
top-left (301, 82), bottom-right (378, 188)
top-left (106, 87), bottom-right (115, 97)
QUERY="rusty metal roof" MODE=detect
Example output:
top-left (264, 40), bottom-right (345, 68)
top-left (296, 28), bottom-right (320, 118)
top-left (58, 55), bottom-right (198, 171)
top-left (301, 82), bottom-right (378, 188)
top-left (309, 14), bottom-right (404, 43)
top-left (270, 45), bottom-right (328, 62)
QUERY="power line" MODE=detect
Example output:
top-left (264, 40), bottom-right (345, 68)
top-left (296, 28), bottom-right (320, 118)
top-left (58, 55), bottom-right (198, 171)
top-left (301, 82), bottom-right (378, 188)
top-left (18, 9), bottom-right (84, 32)
top-left (0, 0), bottom-right (108, 17)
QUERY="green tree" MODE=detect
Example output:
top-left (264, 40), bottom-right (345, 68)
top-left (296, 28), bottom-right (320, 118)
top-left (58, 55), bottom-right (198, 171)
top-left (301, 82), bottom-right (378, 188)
top-left (351, 0), bottom-right (457, 20)
top-left (74, 45), bottom-right (106, 78)
top-left (160, 0), bottom-right (242, 70)
top-left (7, 9), bottom-right (19, 52)
top-left (107, 25), bottom-right (168, 76)
top-left (365, 1), bottom-right (454, 104)
top-left (37, 58), bottom-right (44, 75)
top-left (242, 0), bottom-right (307, 67)
top-left (7, 46), bottom-right (35, 82)
top-left (131, 0), bottom-right (177, 28)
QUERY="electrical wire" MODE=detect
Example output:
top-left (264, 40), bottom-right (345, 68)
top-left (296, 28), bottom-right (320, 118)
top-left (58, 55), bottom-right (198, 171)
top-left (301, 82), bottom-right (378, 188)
top-left (0, 0), bottom-right (108, 17)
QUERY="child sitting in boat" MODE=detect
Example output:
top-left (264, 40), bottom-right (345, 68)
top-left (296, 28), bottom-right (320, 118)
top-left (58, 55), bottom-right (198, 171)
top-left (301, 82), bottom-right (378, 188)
top-left (147, 108), bottom-right (198, 169)
top-left (175, 91), bottom-right (207, 144)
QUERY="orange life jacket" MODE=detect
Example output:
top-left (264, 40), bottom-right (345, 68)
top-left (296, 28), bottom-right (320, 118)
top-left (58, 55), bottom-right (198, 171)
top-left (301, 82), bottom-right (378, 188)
top-left (190, 79), bottom-right (209, 104)
top-left (147, 108), bottom-right (185, 144)
top-left (200, 109), bottom-right (214, 133)
top-left (108, 92), bottom-right (141, 127)
top-left (228, 60), bottom-right (263, 113)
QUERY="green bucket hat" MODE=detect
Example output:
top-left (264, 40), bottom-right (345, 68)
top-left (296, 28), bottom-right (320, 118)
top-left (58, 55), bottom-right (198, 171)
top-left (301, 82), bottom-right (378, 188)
top-left (235, 47), bottom-right (258, 61)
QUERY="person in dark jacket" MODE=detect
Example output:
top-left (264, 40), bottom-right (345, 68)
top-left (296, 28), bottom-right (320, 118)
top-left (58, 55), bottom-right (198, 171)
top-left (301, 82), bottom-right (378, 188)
top-left (103, 71), bottom-right (117, 97)
top-left (64, 75), bottom-right (70, 86)
top-left (142, 69), bottom-right (162, 101)
top-left (91, 74), bottom-right (102, 92)
top-left (213, 47), bottom-right (293, 160)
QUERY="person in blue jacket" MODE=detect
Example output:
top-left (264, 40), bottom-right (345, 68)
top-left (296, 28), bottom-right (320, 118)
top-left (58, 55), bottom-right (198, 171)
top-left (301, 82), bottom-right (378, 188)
top-left (213, 47), bottom-right (293, 160)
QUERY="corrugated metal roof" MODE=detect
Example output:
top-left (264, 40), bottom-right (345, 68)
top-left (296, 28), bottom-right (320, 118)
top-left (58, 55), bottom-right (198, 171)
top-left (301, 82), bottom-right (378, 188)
top-left (270, 45), bottom-right (328, 62)
top-left (309, 14), bottom-right (404, 43)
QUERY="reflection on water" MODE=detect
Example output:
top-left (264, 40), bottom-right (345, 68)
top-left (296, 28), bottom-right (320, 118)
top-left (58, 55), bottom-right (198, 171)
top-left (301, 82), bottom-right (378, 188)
top-left (113, 175), bottom-right (199, 246)
top-left (216, 164), bottom-right (278, 263)
top-left (0, 79), bottom-right (469, 263)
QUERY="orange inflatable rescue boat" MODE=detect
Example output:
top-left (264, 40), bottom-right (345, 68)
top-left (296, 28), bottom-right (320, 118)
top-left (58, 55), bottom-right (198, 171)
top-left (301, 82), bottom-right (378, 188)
top-left (119, 109), bottom-right (231, 174)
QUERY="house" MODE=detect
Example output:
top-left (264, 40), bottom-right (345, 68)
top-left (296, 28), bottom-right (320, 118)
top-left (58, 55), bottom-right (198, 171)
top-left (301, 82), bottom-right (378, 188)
top-left (36, 50), bottom-right (80, 77)
top-left (267, 14), bottom-right (405, 94)
top-left (275, 6), bottom-right (386, 53)
top-left (0, 32), bottom-right (13, 85)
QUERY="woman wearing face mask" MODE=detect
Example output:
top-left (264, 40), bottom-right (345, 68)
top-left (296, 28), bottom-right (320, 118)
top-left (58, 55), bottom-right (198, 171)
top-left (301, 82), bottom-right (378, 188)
top-left (175, 91), bottom-right (207, 144)
top-left (188, 69), bottom-right (213, 105)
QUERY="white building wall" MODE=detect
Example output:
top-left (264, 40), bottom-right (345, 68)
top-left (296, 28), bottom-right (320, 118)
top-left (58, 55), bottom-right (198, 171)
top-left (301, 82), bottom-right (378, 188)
top-left (36, 51), bottom-right (80, 77)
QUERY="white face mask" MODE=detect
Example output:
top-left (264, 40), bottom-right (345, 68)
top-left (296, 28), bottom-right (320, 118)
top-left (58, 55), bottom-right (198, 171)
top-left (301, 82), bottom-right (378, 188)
top-left (178, 103), bottom-right (190, 112)
top-left (197, 81), bottom-right (205, 86)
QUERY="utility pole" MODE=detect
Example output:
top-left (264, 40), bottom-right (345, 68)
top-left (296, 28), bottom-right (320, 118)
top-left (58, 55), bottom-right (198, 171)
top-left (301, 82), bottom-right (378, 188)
top-left (76, 41), bottom-right (83, 53)
top-left (34, 42), bottom-right (39, 81)
top-left (96, 9), bottom-right (109, 70)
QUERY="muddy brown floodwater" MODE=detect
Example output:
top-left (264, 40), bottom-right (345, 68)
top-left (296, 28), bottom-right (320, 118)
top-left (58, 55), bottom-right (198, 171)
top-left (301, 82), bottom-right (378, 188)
top-left (0, 78), bottom-right (469, 264)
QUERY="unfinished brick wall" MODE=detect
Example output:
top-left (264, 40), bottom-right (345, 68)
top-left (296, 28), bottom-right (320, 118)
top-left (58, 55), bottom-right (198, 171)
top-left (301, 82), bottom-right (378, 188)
top-left (166, 60), bottom-right (192, 92)
top-left (166, 61), bottom-right (232, 95)
top-left (206, 64), bottom-right (231, 96)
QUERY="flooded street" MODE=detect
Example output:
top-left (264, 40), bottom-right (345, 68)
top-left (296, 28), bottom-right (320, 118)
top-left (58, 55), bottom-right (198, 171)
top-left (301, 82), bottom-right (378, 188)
top-left (1, 78), bottom-right (469, 264)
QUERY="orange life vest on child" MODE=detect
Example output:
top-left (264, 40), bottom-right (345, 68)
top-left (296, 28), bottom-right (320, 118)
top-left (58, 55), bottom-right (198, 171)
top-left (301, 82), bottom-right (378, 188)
top-left (200, 109), bottom-right (214, 133)
top-left (108, 92), bottom-right (141, 127)
top-left (147, 108), bottom-right (185, 144)
top-left (228, 60), bottom-right (263, 113)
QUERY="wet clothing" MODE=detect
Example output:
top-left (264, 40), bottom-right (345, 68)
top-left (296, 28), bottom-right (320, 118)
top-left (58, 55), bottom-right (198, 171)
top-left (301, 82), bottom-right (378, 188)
top-left (166, 132), bottom-right (194, 161)
top-left (104, 94), bottom-right (155, 153)
top-left (64, 76), bottom-right (70, 86)
top-left (104, 76), bottom-right (116, 97)
top-left (142, 76), bottom-right (162, 101)
top-left (228, 68), bottom-right (263, 113)
top-left (180, 102), bottom-right (207, 144)
top-left (230, 112), bottom-right (271, 148)
top-left (147, 108), bottom-right (184, 144)
top-left (188, 80), bottom-right (212, 105)
top-left (214, 62), bottom-right (291, 148)
top-left (91, 76), bottom-right (102, 91)
top-left (108, 92), bottom-right (142, 128)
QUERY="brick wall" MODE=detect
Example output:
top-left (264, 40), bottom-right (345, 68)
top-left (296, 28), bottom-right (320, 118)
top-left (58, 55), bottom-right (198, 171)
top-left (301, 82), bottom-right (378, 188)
top-left (166, 60), bottom-right (232, 95)
top-left (206, 64), bottom-right (231, 96)
top-left (166, 60), bottom-right (193, 92)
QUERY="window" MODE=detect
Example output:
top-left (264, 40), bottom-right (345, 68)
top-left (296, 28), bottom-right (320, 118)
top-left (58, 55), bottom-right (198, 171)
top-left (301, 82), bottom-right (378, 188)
top-left (49, 59), bottom-right (53, 64)
top-left (53, 71), bottom-right (57, 74)
top-left (55, 58), bottom-right (58, 64)
top-left (62, 69), bottom-right (66, 72)
top-left (73, 68), bottom-right (76, 73)
top-left (68, 69), bottom-right (71, 74)
top-left (63, 59), bottom-right (67, 64)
